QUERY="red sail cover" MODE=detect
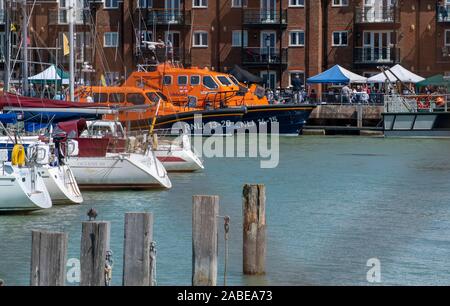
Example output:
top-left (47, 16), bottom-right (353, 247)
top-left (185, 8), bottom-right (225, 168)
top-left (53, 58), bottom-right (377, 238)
top-left (0, 93), bottom-right (106, 109)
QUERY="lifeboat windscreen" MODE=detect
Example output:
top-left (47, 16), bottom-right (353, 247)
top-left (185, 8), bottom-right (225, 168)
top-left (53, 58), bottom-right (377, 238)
top-left (216, 76), bottom-right (232, 86)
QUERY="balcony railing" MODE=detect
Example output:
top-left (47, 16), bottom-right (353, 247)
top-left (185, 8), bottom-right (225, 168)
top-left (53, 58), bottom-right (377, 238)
top-left (242, 48), bottom-right (288, 65)
top-left (355, 6), bottom-right (399, 23)
top-left (354, 47), bottom-right (400, 65)
top-left (243, 9), bottom-right (287, 25)
top-left (147, 10), bottom-right (190, 25)
top-left (437, 5), bottom-right (450, 22)
top-left (48, 9), bottom-right (91, 25)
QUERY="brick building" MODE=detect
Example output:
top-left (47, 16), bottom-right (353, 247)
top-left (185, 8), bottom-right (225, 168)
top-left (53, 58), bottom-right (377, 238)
top-left (2, 0), bottom-right (450, 89)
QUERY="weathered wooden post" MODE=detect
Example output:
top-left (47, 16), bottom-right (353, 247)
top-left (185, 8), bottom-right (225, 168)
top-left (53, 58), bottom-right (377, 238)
top-left (243, 184), bottom-right (266, 275)
top-left (30, 230), bottom-right (68, 286)
top-left (192, 195), bottom-right (219, 286)
top-left (80, 221), bottom-right (110, 286)
top-left (357, 104), bottom-right (363, 128)
top-left (123, 212), bottom-right (154, 286)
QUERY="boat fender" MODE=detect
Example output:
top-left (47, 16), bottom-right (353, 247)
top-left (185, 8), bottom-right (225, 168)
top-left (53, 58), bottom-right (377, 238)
top-left (11, 144), bottom-right (26, 167)
top-left (152, 133), bottom-right (159, 151)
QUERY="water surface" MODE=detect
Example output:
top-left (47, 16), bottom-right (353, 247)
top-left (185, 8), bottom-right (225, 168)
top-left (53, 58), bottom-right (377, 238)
top-left (1, 136), bottom-right (450, 285)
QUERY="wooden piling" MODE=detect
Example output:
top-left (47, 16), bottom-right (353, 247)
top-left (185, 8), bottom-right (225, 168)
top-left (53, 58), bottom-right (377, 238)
top-left (243, 184), bottom-right (266, 275)
top-left (192, 195), bottom-right (219, 286)
top-left (357, 104), bottom-right (363, 128)
top-left (123, 212), bottom-right (154, 286)
top-left (80, 221), bottom-right (110, 286)
top-left (30, 230), bottom-right (68, 286)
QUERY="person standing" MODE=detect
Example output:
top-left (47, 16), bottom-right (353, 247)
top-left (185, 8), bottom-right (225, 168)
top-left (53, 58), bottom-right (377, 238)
top-left (341, 84), bottom-right (352, 104)
top-left (292, 74), bottom-right (303, 103)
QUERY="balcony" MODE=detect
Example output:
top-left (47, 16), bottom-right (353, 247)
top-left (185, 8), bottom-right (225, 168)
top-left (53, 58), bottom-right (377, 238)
top-left (147, 10), bottom-right (191, 26)
top-left (355, 6), bottom-right (399, 24)
top-left (243, 9), bottom-right (287, 28)
top-left (354, 47), bottom-right (400, 65)
top-left (48, 9), bottom-right (91, 25)
top-left (437, 5), bottom-right (450, 22)
top-left (242, 47), bottom-right (288, 66)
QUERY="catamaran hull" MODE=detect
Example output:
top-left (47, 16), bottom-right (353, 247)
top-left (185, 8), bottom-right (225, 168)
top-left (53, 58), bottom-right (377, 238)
top-left (383, 112), bottom-right (450, 138)
top-left (39, 165), bottom-right (84, 205)
top-left (67, 153), bottom-right (172, 190)
top-left (0, 167), bottom-right (52, 212)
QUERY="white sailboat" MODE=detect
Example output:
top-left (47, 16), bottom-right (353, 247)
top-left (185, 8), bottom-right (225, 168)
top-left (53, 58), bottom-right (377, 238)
top-left (0, 150), bottom-right (52, 212)
top-left (152, 135), bottom-right (204, 172)
top-left (60, 120), bottom-right (172, 189)
top-left (0, 137), bottom-right (84, 205)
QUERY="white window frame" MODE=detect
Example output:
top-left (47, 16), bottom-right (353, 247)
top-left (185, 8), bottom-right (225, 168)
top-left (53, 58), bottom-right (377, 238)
top-left (192, 0), bottom-right (208, 8)
top-left (289, 30), bottom-right (305, 47)
top-left (137, 0), bottom-right (153, 8)
top-left (232, 30), bottom-right (248, 47)
top-left (231, 0), bottom-right (246, 8)
top-left (104, 32), bottom-right (119, 48)
top-left (332, 31), bottom-right (348, 47)
top-left (288, 0), bottom-right (305, 7)
top-left (332, 0), bottom-right (349, 7)
top-left (104, 0), bottom-right (119, 9)
top-left (193, 31), bottom-right (208, 47)
top-left (288, 70), bottom-right (305, 87)
top-left (445, 30), bottom-right (450, 46)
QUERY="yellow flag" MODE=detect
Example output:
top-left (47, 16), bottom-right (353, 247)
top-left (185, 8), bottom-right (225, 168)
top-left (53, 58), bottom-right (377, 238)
top-left (100, 74), bottom-right (107, 87)
top-left (63, 33), bottom-right (70, 56)
top-left (10, 23), bottom-right (16, 32)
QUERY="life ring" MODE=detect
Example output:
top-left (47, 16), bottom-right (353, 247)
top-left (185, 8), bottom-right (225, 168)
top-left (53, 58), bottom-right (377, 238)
top-left (417, 97), bottom-right (430, 109)
top-left (11, 144), bottom-right (25, 167)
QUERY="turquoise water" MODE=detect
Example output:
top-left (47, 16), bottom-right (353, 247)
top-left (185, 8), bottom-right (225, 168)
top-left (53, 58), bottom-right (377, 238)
top-left (2, 136), bottom-right (450, 285)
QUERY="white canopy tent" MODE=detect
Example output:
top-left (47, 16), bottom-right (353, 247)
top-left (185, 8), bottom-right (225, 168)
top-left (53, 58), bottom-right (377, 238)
top-left (28, 65), bottom-right (69, 85)
top-left (367, 64), bottom-right (425, 84)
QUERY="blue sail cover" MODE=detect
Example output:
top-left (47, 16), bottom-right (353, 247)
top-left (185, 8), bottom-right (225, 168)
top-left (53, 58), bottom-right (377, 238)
top-left (16, 111), bottom-right (102, 124)
top-left (0, 113), bottom-right (17, 124)
top-left (307, 65), bottom-right (367, 84)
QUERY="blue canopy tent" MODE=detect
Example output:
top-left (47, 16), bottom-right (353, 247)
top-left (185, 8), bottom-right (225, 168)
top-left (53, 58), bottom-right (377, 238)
top-left (307, 65), bottom-right (367, 84)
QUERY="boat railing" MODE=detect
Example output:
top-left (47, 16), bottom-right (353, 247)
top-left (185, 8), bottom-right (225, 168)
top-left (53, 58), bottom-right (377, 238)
top-left (384, 94), bottom-right (450, 113)
top-left (203, 90), bottom-right (241, 109)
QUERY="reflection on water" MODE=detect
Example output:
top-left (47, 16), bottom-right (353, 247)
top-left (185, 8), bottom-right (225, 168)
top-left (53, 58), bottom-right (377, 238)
top-left (1, 137), bottom-right (450, 285)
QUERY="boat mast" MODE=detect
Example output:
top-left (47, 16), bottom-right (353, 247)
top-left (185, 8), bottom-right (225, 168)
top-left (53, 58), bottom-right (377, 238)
top-left (3, 0), bottom-right (11, 92)
top-left (68, 0), bottom-right (75, 101)
top-left (21, 0), bottom-right (29, 96)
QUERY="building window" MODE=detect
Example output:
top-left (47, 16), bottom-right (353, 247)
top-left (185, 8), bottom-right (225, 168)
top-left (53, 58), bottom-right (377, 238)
top-left (193, 0), bottom-right (208, 8)
top-left (104, 0), bottom-right (119, 9)
top-left (137, 0), bottom-right (153, 8)
top-left (232, 30), bottom-right (248, 47)
top-left (137, 30), bottom-right (153, 47)
top-left (446, 30), bottom-right (450, 46)
top-left (289, 0), bottom-right (305, 7)
top-left (332, 31), bottom-right (348, 46)
top-left (193, 31), bottom-right (208, 47)
top-left (289, 71), bottom-right (305, 87)
top-left (289, 30), bottom-right (305, 47)
top-left (232, 0), bottom-right (247, 7)
top-left (104, 32), bottom-right (119, 47)
top-left (332, 0), bottom-right (348, 6)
